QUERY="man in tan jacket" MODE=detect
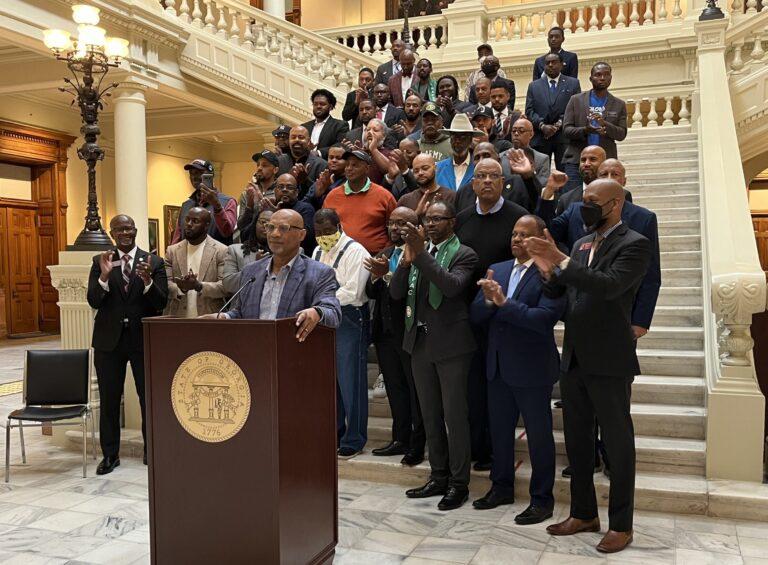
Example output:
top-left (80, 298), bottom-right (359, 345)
top-left (164, 207), bottom-right (228, 317)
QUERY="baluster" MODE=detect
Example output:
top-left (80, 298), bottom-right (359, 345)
top-left (576, 7), bottom-right (586, 32)
top-left (216, 3), bottom-right (227, 37)
top-left (242, 16), bottom-right (254, 50)
top-left (191, 0), bottom-right (203, 27)
top-left (428, 27), bottom-right (438, 49)
top-left (513, 17), bottom-right (522, 39)
top-left (589, 4), bottom-right (599, 31)
top-left (678, 96), bottom-right (690, 125)
top-left (731, 0), bottom-right (743, 13)
top-left (525, 14), bottom-right (534, 38)
top-left (280, 33), bottom-right (293, 64)
top-left (164, 0), bottom-right (177, 17)
top-left (203, 0), bottom-right (215, 32)
top-left (487, 20), bottom-right (496, 41)
top-left (747, 0), bottom-right (758, 13)
top-left (539, 12), bottom-right (547, 35)
top-left (362, 34), bottom-right (372, 54)
top-left (339, 63), bottom-right (352, 92)
top-left (309, 48), bottom-right (322, 79)
top-left (417, 28), bottom-right (427, 50)
top-left (643, 1), bottom-right (653, 24)
top-left (441, 26), bottom-right (448, 46)
top-left (631, 100), bottom-right (643, 128)
top-left (751, 32), bottom-right (765, 61)
top-left (295, 40), bottom-right (308, 70)
top-left (731, 41), bottom-right (745, 73)
top-left (602, 3), bottom-right (613, 29)
top-left (563, 9), bottom-right (573, 33)
top-left (229, 9), bottom-right (241, 44)
top-left (658, 0), bottom-right (667, 21)
top-left (372, 32), bottom-right (382, 54)
top-left (501, 17), bottom-right (509, 40)
top-left (178, 0), bottom-right (191, 22)
top-left (647, 97), bottom-right (659, 127)
top-left (268, 26), bottom-right (280, 58)
top-left (254, 21), bottom-right (267, 51)
top-left (629, 1), bottom-right (640, 26)
top-left (616, 2), bottom-right (626, 27)
top-left (662, 98), bottom-right (674, 126)
top-left (672, 0), bottom-right (682, 19)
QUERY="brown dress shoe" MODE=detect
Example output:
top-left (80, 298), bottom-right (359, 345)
top-left (546, 516), bottom-right (601, 536)
top-left (596, 529), bottom-right (633, 553)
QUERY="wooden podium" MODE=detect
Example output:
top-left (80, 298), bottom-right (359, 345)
top-left (143, 317), bottom-right (337, 565)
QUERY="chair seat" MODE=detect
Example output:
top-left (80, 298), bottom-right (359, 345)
top-left (9, 405), bottom-right (87, 422)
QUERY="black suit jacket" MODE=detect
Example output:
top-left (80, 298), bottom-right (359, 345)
top-left (301, 117), bottom-right (349, 158)
top-left (532, 49), bottom-right (579, 80)
top-left (454, 175), bottom-right (539, 214)
top-left (563, 90), bottom-right (628, 164)
top-left (545, 223), bottom-right (651, 377)
top-left (366, 247), bottom-right (407, 343)
top-left (554, 185), bottom-right (632, 217)
top-left (375, 59), bottom-right (399, 85)
top-left (86, 249), bottom-right (168, 352)
top-left (380, 105), bottom-right (407, 127)
top-left (390, 244), bottom-right (479, 361)
top-left (525, 75), bottom-right (582, 147)
top-left (468, 78), bottom-right (516, 110)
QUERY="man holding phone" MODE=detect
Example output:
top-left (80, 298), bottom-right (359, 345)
top-left (170, 159), bottom-right (237, 246)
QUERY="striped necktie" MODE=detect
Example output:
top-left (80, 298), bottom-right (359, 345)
top-left (495, 111), bottom-right (504, 134)
top-left (122, 254), bottom-right (131, 292)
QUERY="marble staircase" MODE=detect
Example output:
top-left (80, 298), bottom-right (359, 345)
top-left (339, 126), bottom-right (725, 516)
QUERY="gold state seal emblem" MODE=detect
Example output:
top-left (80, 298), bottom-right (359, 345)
top-left (171, 352), bottom-right (251, 443)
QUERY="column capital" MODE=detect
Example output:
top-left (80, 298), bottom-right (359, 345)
top-left (695, 18), bottom-right (729, 53)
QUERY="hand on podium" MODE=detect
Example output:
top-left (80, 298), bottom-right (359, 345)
top-left (295, 308), bottom-right (321, 342)
top-left (198, 313), bottom-right (228, 319)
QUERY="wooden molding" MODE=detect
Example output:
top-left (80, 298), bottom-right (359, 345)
top-left (0, 121), bottom-right (76, 166)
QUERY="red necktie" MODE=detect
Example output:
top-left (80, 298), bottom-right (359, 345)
top-left (122, 254), bottom-right (131, 292)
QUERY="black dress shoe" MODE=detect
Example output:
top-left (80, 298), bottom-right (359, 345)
top-left (562, 463), bottom-right (604, 478)
top-left (472, 488), bottom-right (515, 510)
top-left (405, 479), bottom-right (448, 499)
top-left (96, 457), bottom-right (120, 475)
top-left (400, 451), bottom-right (424, 466)
top-left (514, 504), bottom-right (554, 525)
top-left (372, 441), bottom-right (408, 457)
top-left (438, 486), bottom-right (469, 511)
top-left (473, 460), bottom-right (492, 472)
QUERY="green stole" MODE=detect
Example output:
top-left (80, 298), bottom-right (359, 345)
top-left (405, 234), bottom-right (461, 331)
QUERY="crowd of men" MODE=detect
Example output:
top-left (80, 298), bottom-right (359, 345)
top-left (87, 28), bottom-right (659, 554)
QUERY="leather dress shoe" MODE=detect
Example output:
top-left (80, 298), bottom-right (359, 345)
top-left (372, 441), bottom-right (408, 457)
top-left (596, 529), bottom-right (633, 553)
top-left (473, 460), bottom-right (492, 472)
top-left (562, 462), bottom-right (604, 478)
top-left (406, 479), bottom-right (448, 499)
top-left (438, 486), bottom-right (469, 511)
top-left (547, 516), bottom-right (601, 536)
top-left (96, 456), bottom-right (120, 476)
top-left (514, 504), bottom-right (554, 525)
top-left (472, 489), bottom-right (515, 510)
top-left (400, 451), bottom-right (424, 466)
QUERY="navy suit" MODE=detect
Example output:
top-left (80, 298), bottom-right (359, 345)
top-left (525, 75), bottom-right (581, 172)
top-left (532, 49), bottom-right (579, 81)
top-left (537, 199), bottom-right (661, 330)
top-left (471, 260), bottom-right (566, 508)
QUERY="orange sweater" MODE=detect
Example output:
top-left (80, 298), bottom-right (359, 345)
top-left (323, 182), bottom-right (396, 255)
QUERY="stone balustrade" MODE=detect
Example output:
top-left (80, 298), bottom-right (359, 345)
top-left (623, 92), bottom-right (692, 128)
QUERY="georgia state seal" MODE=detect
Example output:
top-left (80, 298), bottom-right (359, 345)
top-left (171, 351), bottom-right (251, 443)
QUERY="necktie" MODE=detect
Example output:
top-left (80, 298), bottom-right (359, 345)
top-left (588, 234), bottom-right (604, 266)
top-left (376, 109), bottom-right (383, 121)
top-left (550, 79), bottom-right (557, 94)
top-left (122, 254), bottom-right (131, 292)
top-left (389, 247), bottom-right (402, 274)
top-left (506, 263), bottom-right (526, 299)
top-left (430, 245), bottom-right (439, 257)
top-left (495, 111), bottom-right (504, 134)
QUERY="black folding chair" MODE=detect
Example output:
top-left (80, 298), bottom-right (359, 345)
top-left (5, 349), bottom-right (97, 482)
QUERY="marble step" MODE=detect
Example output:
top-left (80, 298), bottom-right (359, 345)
top-left (652, 206), bottom-right (700, 222)
top-left (620, 139), bottom-right (698, 152)
top-left (624, 161), bottom-right (699, 174)
top-left (658, 234), bottom-right (701, 252)
top-left (337, 452), bottom-right (710, 515)
top-left (656, 286), bottom-right (703, 306)
top-left (555, 325), bottom-right (704, 351)
top-left (552, 375), bottom-right (706, 406)
top-left (657, 219), bottom-right (700, 237)
top-left (621, 151), bottom-right (698, 164)
top-left (652, 305), bottom-right (704, 327)
top-left (629, 174), bottom-right (699, 187)
top-left (636, 348), bottom-right (705, 377)
top-left (624, 129), bottom-right (696, 142)
top-left (660, 267), bottom-right (702, 286)
top-left (632, 193), bottom-right (700, 210)
top-left (660, 250), bottom-right (701, 268)
top-left (625, 182), bottom-right (701, 196)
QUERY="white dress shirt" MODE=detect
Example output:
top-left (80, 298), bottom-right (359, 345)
top-left (98, 246), bottom-right (153, 294)
top-left (315, 233), bottom-right (371, 307)
top-left (376, 103), bottom-right (389, 121)
top-left (475, 196), bottom-right (505, 215)
top-left (401, 74), bottom-right (413, 97)
top-left (185, 241), bottom-right (205, 318)
top-left (310, 117), bottom-right (329, 146)
top-left (453, 154), bottom-right (471, 190)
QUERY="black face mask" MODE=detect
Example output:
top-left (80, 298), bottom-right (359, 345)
top-left (580, 200), bottom-right (613, 232)
top-left (481, 63), bottom-right (499, 75)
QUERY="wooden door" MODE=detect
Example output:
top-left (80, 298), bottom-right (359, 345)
top-left (753, 215), bottom-right (768, 272)
top-left (6, 207), bottom-right (39, 336)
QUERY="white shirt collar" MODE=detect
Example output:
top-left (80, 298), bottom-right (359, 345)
top-left (453, 154), bottom-right (471, 167)
top-left (548, 74), bottom-right (561, 85)
top-left (117, 246), bottom-right (138, 259)
top-left (475, 196), bottom-right (505, 215)
top-left (514, 257), bottom-right (535, 269)
top-left (315, 116), bottom-right (329, 126)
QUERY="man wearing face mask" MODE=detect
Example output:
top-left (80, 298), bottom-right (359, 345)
top-left (465, 44), bottom-right (507, 101)
top-left (469, 56), bottom-right (514, 109)
top-left (524, 179), bottom-right (651, 554)
top-left (313, 208), bottom-right (371, 459)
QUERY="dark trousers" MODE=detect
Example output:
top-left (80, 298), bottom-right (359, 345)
top-left (560, 368), bottom-right (635, 532)
top-left (488, 377), bottom-right (555, 509)
top-left (562, 162), bottom-right (582, 194)
top-left (468, 345), bottom-right (492, 463)
top-left (336, 304), bottom-right (370, 452)
top-left (532, 138), bottom-right (568, 173)
top-left (93, 332), bottom-right (146, 459)
top-left (411, 330), bottom-right (473, 488)
top-left (375, 333), bottom-right (425, 453)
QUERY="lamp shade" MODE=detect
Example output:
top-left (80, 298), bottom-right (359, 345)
top-left (42, 29), bottom-right (72, 51)
top-left (77, 24), bottom-right (106, 48)
top-left (72, 4), bottom-right (100, 25)
top-left (104, 37), bottom-right (129, 59)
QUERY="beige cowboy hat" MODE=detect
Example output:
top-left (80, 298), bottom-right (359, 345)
top-left (439, 112), bottom-right (485, 136)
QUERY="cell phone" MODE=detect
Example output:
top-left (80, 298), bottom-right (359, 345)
top-left (200, 173), bottom-right (214, 191)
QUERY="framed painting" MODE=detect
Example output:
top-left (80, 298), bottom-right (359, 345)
top-left (148, 218), bottom-right (159, 255)
top-left (163, 205), bottom-right (181, 252)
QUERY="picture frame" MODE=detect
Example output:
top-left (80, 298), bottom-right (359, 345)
top-left (163, 205), bottom-right (181, 252)
top-left (148, 218), bottom-right (159, 255)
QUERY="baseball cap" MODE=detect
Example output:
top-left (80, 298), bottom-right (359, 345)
top-left (471, 106), bottom-right (494, 121)
top-left (421, 102), bottom-right (441, 117)
top-left (251, 149), bottom-right (279, 166)
top-left (272, 125), bottom-right (291, 137)
top-left (342, 149), bottom-right (372, 164)
top-left (183, 159), bottom-right (214, 173)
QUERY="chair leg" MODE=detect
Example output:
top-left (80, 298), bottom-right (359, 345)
top-left (18, 421), bottom-right (26, 465)
top-left (5, 420), bottom-right (10, 483)
top-left (82, 414), bottom-right (87, 479)
top-left (89, 410), bottom-right (97, 460)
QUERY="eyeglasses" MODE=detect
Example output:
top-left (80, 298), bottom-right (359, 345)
top-left (422, 216), bottom-right (454, 225)
top-left (256, 219), bottom-right (271, 226)
top-left (275, 184), bottom-right (298, 192)
top-left (474, 173), bottom-right (503, 181)
top-left (265, 223), bottom-right (304, 234)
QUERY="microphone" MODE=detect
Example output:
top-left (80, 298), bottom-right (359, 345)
top-left (216, 276), bottom-right (256, 318)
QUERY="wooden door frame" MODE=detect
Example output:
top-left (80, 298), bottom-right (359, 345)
top-left (0, 122), bottom-right (76, 334)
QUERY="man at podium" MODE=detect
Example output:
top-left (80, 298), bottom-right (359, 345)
top-left (203, 209), bottom-right (341, 340)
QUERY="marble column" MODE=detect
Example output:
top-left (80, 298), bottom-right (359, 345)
top-left (113, 86), bottom-right (149, 249)
top-left (263, 0), bottom-right (285, 19)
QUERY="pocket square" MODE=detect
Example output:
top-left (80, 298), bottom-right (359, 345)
top-left (579, 242), bottom-right (592, 251)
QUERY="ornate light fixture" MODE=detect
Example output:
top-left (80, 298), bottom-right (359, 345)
top-left (43, 5), bottom-right (129, 249)
top-left (700, 0), bottom-right (725, 20)
top-left (400, 0), bottom-right (414, 49)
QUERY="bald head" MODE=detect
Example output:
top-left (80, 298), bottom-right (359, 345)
top-left (579, 145), bottom-right (608, 183)
top-left (388, 206), bottom-right (419, 245)
top-left (597, 158), bottom-right (627, 187)
top-left (271, 208), bottom-right (303, 227)
top-left (109, 214), bottom-right (137, 252)
top-left (412, 153), bottom-right (437, 188)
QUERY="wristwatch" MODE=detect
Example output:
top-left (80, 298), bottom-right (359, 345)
top-left (313, 306), bottom-right (324, 323)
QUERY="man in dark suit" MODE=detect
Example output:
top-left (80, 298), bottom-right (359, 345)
top-left (470, 215), bottom-right (566, 523)
top-left (277, 126), bottom-right (328, 200)
top-left (375, 38), bottom-right (406, 85)
top-left (342, 67), bottom-right (376, 127)
top-left (525, 179), bottom-right (652, 554)
top-left (373, 83), bottom-right (407, 127)
top-left (301, 89), bottom-right (349, 159)
top-left (526, 52), bottom-right (582, 173)
top-left (562, 62), bottom-right (627, 192)
top-left (365, 206), bottom-right (425, 466)
top-left (87, 215), bottom-right (168, 475)
top-left (388, 49), bottom-right (417, 108)
top-left (532, 26), bottom-right (579, 80)
top-left (391, 201), bottom-right (479, 510)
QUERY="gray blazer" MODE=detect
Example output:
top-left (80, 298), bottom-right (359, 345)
top-left (562, 91), bottom-right (627, 164)
top-left (164, 235), bottom-right (228, 317)
top-left (223, 244), bottom-right (268, 296)
top-left (500, 147), bottom-right (551, 189)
